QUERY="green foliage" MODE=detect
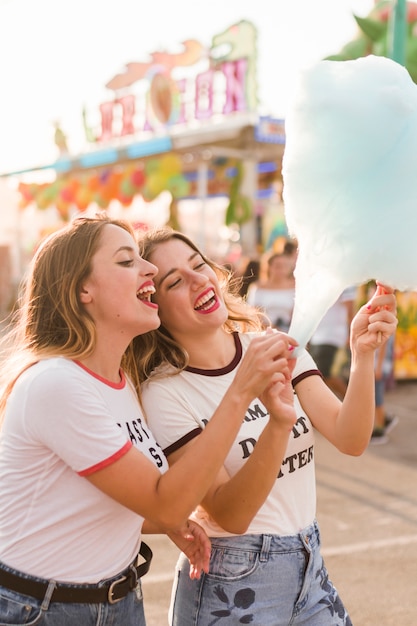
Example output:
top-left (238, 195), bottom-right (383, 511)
top-left (354, 15), bottom-right (387, 42)
top-left (224, 162), bottom-right (253, 226)
top-left (327, 3), bottom-right (417, 83)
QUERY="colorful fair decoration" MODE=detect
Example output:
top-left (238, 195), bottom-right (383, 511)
top-left (211, 20), bottom-right (258, 112)
top-left (53, 122), bottom-right (69, 155)
top-left (83, 20), bottom-right (258, 143)
top-left (16, 155), bottom-right (274, 222)
top-left (105, 40), bottom-right (206, 91)
top-left (15, 21), bottom-right (264, 224)
top-left (225, 162), bottom-right (253, 226)
top-left (17, 156), bottom-right (191, 220)
top-left (327, 1), bottom-right (417, 82)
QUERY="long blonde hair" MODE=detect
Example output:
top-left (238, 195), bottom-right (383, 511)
top-left (134, 227), bottom-right (265, 382)
top-left (0, 215), bottom-right (140, 417)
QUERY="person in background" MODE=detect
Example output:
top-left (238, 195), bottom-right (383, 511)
top-left (283, 237), bottom-right (298, 275)
top-left (308, 286), bottom-right (357, 399)
top-left (246, 251), bottom-right (295, 331)
top-left (136, 226), bottom-right (398, 626)
top-left (0, 216), bottom-right (294, 626)
top-left (370, 333), bottom-right (398, 444)
top-left (238, 258), bottom-right (260, 299)
top-left (361, 281), bottom-right (399, 445)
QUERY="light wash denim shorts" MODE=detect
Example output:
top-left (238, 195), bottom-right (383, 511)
top-left (0, 563), bottom-right (146, 626)
top-left (169, 520), bottom-right (352, 626)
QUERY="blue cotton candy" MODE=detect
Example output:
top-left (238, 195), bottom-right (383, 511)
top-left (282, 55), bottom-right (417, 351)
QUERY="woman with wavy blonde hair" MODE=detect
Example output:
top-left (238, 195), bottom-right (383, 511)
top-left (134, 227), bottom-right (265, 381)
top-left (137, 226), bottom-right (397, 626)
top-left (0, 216), bottom-right (294, 626)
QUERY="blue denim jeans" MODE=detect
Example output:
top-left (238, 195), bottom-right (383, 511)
top-left (0, 562), bottom-right (146, 625)
top-left (375, 377), bottom-right (385, 407)
top-left (169, 520), bottom-right (352, 626)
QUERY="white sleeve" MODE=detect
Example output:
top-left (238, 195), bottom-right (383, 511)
top-left (23, 365), bottom-right (130, 473)
top-left (141, 378), bottom-right (203, 453)
top-left (292, 348), bottom-right (320, 380)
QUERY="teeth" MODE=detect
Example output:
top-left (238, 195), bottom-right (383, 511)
top-left (195, 289), bottom-right (215, 310)
top-left (137, 285), bottom-right (156, 300)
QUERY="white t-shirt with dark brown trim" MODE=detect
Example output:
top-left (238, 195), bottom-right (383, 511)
top-left (142, 332), bottom-right (320, 537)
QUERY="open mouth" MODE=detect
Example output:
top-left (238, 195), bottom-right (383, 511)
top-left (194, 288), bottom-right (217, 312)
top-left (136, 284), bottom-right (156, 303)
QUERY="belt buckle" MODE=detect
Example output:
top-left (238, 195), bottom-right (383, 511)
top-left (107, 564), bottom-right (138, 604)
top-left (107, 574), bottom-right (127, 604)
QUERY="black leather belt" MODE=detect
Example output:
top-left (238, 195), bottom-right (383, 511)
top-left (0, 541), bottom-right (152, 605)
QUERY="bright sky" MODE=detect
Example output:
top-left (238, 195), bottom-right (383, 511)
top-left (0, 0), bottom-right (374, 175)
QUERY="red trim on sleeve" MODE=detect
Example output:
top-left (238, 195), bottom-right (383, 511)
top-left (78, 441), bottom-right (133, 476)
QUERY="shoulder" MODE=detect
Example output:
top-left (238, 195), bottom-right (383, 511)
top-left (142, 364), bottom-right (179, 392)
top-left (141, 369), bottom-right (187, 408)
top-left (238, 331), bottom-right (263, 350)
top-left (15, 358), bottom-right (82, 391)
top-left (292, 349), bottom-right (321, 384)
top-left (13, 358), bottom-right (107, 408)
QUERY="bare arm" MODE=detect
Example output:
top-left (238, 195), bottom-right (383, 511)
top-left (167, 369), bottom-right (297, 534)
top-left (142, 518), bottom-right (211, 580)
top-left (86, 332), bottom-right (296, 530)
top-left (296, 283), bottom-right (397, 455)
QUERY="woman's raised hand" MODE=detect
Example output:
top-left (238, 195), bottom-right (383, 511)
top-left (232, 329), bottom-right (297, 404)
top-left (259, 355), bottom-right (297, 432)
top-left (351, 283), bottom-right (398, 354)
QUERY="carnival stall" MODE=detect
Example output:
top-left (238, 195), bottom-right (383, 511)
top-left (3, 10), bottom-right (415, 379)
top-left (1, 20), bottom-right (286, 264)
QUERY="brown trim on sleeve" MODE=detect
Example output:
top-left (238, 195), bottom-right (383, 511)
top-left (292, 369), bottom-right (323, 389)
top-left (163, 427), bottom-right (203, 456)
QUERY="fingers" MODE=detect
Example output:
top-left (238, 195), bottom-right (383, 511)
top-left (360, 289), bottom-right (398, 346)
top-left (375, 282), bottom-right (395, 295)
top-left (367, 310), bottom-right (398, 341)
top-left (367, 290), bottom-right (397, 317)
top-left (362, 286), bottom-right (396, 341)
top-left (234, 332), bottom-right (299, 401)
top-left (241, 334), bottom-right (292, 374)
top-left (265, 327), bottom-right (299, 350)
top-left (182, 521), bottom-right (211, 580)
top-left (366, 290), bottom-right (396, 313)
top-left (350, 284), bottom-right (398, 351)
top-left (260, 332), bottom-right (298, 363)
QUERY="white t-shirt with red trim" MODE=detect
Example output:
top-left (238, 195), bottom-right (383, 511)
top-left (0, 357), bottom-right (168, 582)
top-left (142, 332), bottom-right (319, 537)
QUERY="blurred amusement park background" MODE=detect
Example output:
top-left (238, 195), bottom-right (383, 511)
top-left (1, 0), bottom-right (417, 377)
